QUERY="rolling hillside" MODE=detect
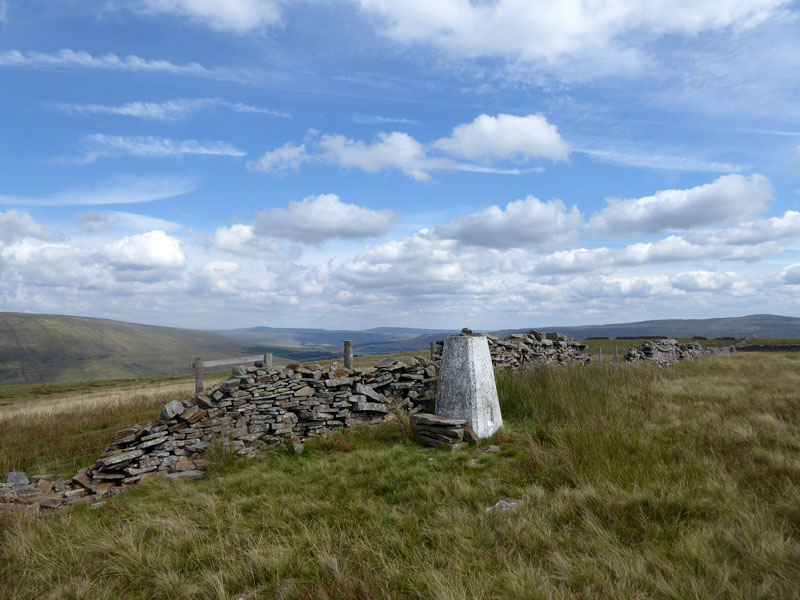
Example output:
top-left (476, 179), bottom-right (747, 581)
top-left (0, 313), bottom-right (259, 385)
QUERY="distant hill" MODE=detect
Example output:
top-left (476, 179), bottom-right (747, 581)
top-left (497, 314), bottom-right (800, 340)
top-left (0, 313), bottom-right (294, 385)
top-left (354, 314), bottom-right (800, 355)
top-left (215, 326), bottom-right (456, 350)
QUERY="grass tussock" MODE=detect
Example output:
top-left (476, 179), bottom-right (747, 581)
top-left (1, 353), bottom-right (800, 599)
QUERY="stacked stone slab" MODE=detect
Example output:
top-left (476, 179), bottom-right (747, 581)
top-left (411, 413), bottom-right (478, 450)
top-left (1, 356), bottom-right (437, 513)
top-left (433, 330), bottom-right (590, 369)
top-left (624, 339), bottom-right (703, 366)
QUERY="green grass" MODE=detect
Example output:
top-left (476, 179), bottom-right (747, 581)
top-left (1, 354), bottom-right (799, 599)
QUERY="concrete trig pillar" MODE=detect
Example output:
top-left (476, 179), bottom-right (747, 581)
top-left (435, 329), bottom-right (502, 438)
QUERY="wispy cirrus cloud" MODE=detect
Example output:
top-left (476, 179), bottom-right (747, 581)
top-left (351, 114), bottom-right (422, 126)
top-left (53, 97), bottom-right (290, 120)
top-left (0, 176), bottom-right (196, 206)
top-left (76, 134), bottom-right (246, 164)
top-left (577, 147), bottom-right (746, 173)
top-left (136, 0), bottom-right (284, 33)
top-left (0, 49), bottom-right (247, 81)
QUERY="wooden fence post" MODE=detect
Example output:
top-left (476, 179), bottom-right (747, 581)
top-left (430, 341), bottom-right (436, 360)
top-left (263, 353), bottom-right (273, 369)
top-left (614, 345), bottom-right (619, 362)
top-left (344, 340), bottom-right (354, 370)
top-left (598, 347), bottom-right (603, 363)
top-left (193, 356), bottom-right (204, 396)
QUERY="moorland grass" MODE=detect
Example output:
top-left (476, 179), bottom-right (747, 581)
top-left (1, 354), bottom-right (799, 599)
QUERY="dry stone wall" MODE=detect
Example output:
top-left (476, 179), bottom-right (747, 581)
top-left (624, 339), bottom-right (703, 366)
top-left (1, 356), bottom-right (437, 514)
top-left (433, 329), bottom-right (591, 369)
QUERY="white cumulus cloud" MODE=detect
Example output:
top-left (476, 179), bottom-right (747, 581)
top-left (433, 113), bottom-right (570, 163)
top-left (358, 0), bottom-right (786, 66)
top-left (102, 230), bottom-right (186, 269)
top-left (672, 270), bottom-right (736, 291)
top-left (781, 264), bottom-right (800, 284)
top-left (319, 132), bottom-right (452, 182)
top-left (589, 174), bottom-right (774, 236)
top-left (248, 143), bottom-right (310, 173)
top-left (254, 194), bottom-right (400, 243)
top-left (0, 210), bottom-right (61, 244)
top-left (433, 196), bottom-right (583, 249)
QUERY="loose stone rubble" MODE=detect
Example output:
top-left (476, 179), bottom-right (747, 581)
top-left (1, 357), bottom-right (437, 514)
top-left (410, 413), bottom-right (480, 451)
top-left (624, 339), bottom-right (703, 366)
top-left (433, 330), bottom-right (590, 369)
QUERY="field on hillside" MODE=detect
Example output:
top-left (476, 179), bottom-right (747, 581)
top-left (2, 352), bottom-right (799, 599)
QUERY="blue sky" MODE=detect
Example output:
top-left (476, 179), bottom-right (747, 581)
top-left (1, 0), bottom-right (799, 330)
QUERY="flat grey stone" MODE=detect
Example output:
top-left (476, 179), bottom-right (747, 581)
top-left (6, 472), bottom-right (29, 487)
top-left (161, 400), bottom-right (185, 420)
top-left (96, 449), bottom-right (143, 468)
top-left (410, 413), bottom-right (467, 427)
top-left (355, 383), bottom-right (383, 402)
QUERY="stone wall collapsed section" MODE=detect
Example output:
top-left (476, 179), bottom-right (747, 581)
top-left (1, 356), bottom-right (438, 512)
top-left (624, 339), bottom-right (704, 367)
top-left (433, 330), bottom-right (591, 369)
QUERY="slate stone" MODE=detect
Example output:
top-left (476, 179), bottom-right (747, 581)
top-left (6, 472), bottom-right (29, 487)
top-left (161, 400), bottom-right (185, 420)
top-left (96, 449), bottom-right (144, 468)
top-left (325, 376), bottom-right (353, 388)
top-left (355, 383), bottom-right (384, 402)
top-left (410, 413), bottom-right (467, 427)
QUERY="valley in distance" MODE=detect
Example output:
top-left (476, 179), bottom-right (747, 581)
top-left (1, 311), bottom-right (799, 386)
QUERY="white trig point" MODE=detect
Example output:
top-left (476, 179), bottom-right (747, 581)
top-left (435, 329), bottom-right (502, 438)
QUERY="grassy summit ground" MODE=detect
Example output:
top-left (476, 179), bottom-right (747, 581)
top-left (2, 353), bottom-right (799, 599)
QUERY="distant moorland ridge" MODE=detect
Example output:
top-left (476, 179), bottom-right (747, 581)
top-left (1, 312), bottom-right (798, 385)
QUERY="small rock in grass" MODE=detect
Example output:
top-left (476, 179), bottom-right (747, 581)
top-left (486, 498), bottom-right (522, 514)
top-left (485, 445), bottom-right (501, 453)
top-left (468, 459), bottom-right (479, 468)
